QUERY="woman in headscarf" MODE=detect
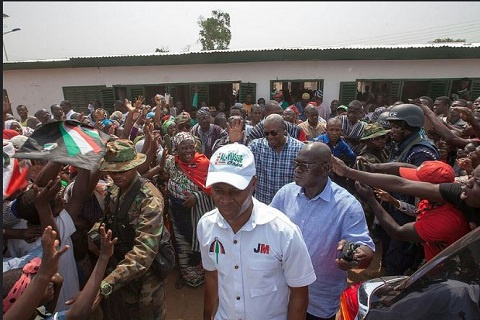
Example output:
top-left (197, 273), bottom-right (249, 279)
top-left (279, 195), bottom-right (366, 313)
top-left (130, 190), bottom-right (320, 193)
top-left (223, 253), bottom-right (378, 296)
top-left (161, 116), bottom-right (177, 153)
top-left (4, 119), bottom-right (34, 137)
top-left (161, 131), bottom-right (214, 288)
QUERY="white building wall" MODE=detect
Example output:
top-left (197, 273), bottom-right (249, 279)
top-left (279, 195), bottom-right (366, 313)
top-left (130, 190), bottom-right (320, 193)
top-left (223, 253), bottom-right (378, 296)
top-left (4, 58), bottom-right (480, 117)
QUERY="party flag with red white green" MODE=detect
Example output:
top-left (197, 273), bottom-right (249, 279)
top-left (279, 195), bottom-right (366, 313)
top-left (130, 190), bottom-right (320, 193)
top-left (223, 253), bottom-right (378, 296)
top-left (13, 120), bottom-right (111, 171)
top-left (3, 142), bottom-right (29, 199)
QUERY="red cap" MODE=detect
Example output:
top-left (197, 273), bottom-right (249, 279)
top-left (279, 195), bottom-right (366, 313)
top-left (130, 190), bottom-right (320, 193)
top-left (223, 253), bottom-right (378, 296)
top-left (273, 92), bottom-right (283, 98)
top-left (399, 161), bottom-right (454, 184)
top-left (289, 105), bottom-right (300, 115)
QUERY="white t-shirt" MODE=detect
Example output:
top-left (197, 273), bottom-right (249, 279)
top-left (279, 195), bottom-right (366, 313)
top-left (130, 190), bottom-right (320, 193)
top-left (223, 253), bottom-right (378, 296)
top-left (197, 198), bottom-right (316, 320)
top-left (65, 109), bottom-right (75, 120)
top-left (6, 209), bottom-right (79, 312)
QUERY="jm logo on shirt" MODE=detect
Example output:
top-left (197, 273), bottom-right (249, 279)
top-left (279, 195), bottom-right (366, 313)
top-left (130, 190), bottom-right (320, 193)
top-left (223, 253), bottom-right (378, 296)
top-left (254, 243), bottom-right (270, 254)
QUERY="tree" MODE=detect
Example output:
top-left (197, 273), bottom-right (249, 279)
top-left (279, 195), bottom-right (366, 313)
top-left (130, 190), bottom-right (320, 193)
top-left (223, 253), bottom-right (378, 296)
top-left (198, 10), bottom-right (231, 51)
top-left (155, 46), bottom-right (170, 53)
top-left (432, 38), bottom-right (466, 43)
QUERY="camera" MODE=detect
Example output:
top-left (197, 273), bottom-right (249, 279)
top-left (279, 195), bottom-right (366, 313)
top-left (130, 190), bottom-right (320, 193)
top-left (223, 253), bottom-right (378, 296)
top-left (89, 229), bottom-right (102, 249)
top-left (338, 241), bottom-right (360, 262)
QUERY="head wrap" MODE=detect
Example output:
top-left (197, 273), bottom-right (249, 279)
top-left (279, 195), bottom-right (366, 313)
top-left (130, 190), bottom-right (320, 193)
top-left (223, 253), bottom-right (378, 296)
top-left (4, 120), bottom-right (21, 130)
top-left (172, 132), bottom-right (196, 153)
top-left (162, 117), bottom-right (176, 134)
top-left (3, 257), bottom-right (42, 314)
top-left (197, 107), bottom-right (211, 117)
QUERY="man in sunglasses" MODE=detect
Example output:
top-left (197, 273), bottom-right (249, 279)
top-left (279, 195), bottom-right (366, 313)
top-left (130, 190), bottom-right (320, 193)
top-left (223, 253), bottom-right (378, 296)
top-left (248, 114), bottom-right (304, 204)
top-left (271, 142), bottom-right (374, 320)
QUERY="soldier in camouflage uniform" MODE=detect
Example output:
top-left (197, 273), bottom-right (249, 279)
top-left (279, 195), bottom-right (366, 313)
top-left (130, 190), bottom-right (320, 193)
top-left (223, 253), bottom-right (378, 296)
top-left (357, 123), bottom-right (390, 166)
top-left (88, 139), bottom-right (166, 320)
top-left (356, 123), bottom-right (391, 230)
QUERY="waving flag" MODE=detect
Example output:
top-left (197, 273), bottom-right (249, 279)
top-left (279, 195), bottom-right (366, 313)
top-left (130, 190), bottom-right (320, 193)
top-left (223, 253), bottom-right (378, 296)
top-left (3, 141), bottom-right (29, 199)
top-left (13, 120), bottom-right (111, 171)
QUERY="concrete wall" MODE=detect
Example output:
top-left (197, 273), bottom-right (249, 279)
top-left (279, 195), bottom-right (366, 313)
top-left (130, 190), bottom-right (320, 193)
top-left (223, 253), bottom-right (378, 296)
top-left (4, 58), bottom-right (480, 117)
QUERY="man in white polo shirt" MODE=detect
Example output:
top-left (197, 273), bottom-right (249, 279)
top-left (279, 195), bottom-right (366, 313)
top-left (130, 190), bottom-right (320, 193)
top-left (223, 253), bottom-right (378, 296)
top-left (197, 143), bottom-right (316, 320)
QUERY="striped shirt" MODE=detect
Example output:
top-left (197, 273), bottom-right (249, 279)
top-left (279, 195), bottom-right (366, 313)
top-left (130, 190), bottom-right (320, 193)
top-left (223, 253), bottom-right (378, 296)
top-left (339, 115), bottom-right (367, 154)
top-left (248, 136), bottom-right (304, 204)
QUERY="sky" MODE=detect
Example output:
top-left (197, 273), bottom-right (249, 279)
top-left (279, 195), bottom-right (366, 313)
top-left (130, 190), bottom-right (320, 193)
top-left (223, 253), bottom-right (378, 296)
top-left (3, 1), bottom-right (480, 61)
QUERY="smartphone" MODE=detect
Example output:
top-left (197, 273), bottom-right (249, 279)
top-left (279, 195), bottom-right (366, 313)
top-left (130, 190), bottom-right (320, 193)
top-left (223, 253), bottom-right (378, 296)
top-left (164, 93), bottom-right (171, 104)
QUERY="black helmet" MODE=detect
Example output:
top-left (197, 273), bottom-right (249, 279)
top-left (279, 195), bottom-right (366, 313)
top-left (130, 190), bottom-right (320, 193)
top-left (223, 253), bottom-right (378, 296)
top-left (385, 104), bottom-right (424, 127)
top-left (376, 111), bottom-right (392, 129)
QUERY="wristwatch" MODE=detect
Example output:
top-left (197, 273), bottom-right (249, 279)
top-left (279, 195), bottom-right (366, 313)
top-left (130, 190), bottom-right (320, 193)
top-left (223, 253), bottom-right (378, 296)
top-left (100, 282), bottom-right (113, 299)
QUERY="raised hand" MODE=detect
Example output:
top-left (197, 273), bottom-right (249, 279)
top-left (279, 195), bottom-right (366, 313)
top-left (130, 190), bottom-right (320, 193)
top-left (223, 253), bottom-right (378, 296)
top-left (98, 223), bottom-right (117, 259)
top-left (124, 98), bottom-right (135, 113)
top-left (330, 155), bottom-right (350, 176)
top-left (452, 106), bottom-right (476, 123)
top-left (39, 226), bottom-right (70, 278)
top-left (33, 178), bottom-right (62, 204)
top-left (373, 188), bottom-right (395, 203)
top-left (457, 157), bottom-right (473, 173)
top-left (227, 116), bottom-right (245, 143)
top-left (354, 181), bottom-right (375, 201)
top-left (134, 96), bottom-right (145, 110)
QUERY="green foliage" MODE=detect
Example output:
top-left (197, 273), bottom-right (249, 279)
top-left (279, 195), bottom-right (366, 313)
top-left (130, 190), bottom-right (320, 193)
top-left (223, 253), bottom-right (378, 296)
top-left (432, 38), bottom-right (466, 43)
top-left (155, 46), bottom-right (170, 53)
top-left (198, 10), bottom-right (231, 51)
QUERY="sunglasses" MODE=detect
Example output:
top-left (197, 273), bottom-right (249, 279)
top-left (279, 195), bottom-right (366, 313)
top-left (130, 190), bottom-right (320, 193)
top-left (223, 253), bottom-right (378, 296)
top-left (292, 160), bottom-right (318, 171)
top-left (263, 130), bottom-right (279, 137)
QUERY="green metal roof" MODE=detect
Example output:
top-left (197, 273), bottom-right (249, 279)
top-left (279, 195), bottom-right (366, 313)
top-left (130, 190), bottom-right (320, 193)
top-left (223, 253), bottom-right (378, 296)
top-left (4, 44), bottom-right (480, 70)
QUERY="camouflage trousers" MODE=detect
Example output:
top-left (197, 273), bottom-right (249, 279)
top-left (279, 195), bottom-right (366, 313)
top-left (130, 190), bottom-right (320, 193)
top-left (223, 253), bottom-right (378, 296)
top-left (101, 270), bottom-right (166, 320)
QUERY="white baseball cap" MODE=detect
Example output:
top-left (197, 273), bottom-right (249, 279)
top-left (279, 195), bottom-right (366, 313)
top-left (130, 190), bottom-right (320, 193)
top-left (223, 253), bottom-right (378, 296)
top-left (206, 143), bottom-right (256, 190)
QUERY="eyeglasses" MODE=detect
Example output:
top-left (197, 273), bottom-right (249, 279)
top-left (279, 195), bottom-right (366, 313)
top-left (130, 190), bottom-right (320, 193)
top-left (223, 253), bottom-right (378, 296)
top-left (264, 130), bottom-right (279, 137)
top-left (292, 160), bottom-right (318, 171)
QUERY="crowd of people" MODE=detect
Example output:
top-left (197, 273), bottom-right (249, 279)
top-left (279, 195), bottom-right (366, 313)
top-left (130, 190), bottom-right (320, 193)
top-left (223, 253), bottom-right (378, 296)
top-left (2, 86), bottom-right (480, 320)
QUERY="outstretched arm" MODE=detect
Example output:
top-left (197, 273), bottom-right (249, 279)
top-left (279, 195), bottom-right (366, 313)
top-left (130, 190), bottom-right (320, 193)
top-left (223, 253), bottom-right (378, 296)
top-left (418, 103), bottom-right (472, 147)
top-left (3, 226), bottom-right (69, 320)
top-left (67, 224), bottom-right (117, 318)
top-left (355, 182), bottom-right (422, 243)
top-left (331, 156), bottom-right (444, 203)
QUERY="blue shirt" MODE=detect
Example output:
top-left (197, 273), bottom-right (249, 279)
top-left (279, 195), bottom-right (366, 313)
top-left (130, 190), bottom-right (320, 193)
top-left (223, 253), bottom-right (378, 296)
top-left (270, 179), bottom-right (375, 318)
top-left (249, 136), bottom-right (304, 204)
top-left (313, 133), bottom-right (356, 163)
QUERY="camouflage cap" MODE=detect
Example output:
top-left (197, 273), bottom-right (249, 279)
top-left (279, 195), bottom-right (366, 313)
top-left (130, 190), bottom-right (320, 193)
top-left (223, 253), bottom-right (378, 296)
top-left (99, 139), bottom-right (146, 172)
top-left (360, 123), bottom-right (390, 141)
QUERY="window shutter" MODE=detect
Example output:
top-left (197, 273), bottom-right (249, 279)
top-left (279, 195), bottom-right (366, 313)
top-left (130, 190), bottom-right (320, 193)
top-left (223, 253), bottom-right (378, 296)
top-left (239, 82), bottom-right (256, 103)
top-left (470, 79), bottom-right (480, 99)
top-left (389, 80), bottom-right (403, 102)
top-left (128, 87), bottom-right (145, 101)
top-left (339, 82), bottom-right (357, 105)
top-left (166, 85), bottom-right (177, 102)
top-left (428, 80), bottom-right (452, 100)
top-left (100, 88), bottom-right (115, 114)
top-left (62, 86), bottom-right (107, 115)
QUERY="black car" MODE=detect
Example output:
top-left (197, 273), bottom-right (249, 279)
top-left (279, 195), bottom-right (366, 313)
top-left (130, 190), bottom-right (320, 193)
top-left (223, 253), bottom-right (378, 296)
top-left (339, 227), bottom-right (480, 320)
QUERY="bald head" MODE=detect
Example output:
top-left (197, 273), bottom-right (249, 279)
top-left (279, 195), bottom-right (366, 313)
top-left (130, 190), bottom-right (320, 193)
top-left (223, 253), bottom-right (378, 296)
top-left (264, 100), bottom-right (283, 116)
top-left (327, 117), bottom-right (342, 128)
top-left (300, 142), bottom-right (332, 162)
top-left (265, 113), bottom-right (285, 128)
